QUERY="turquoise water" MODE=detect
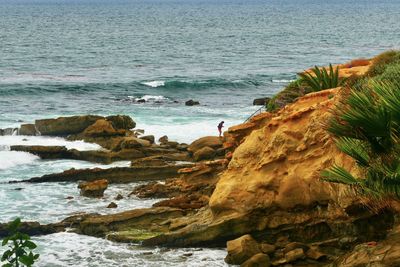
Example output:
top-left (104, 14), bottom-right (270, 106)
top-left (0, 0), bottom-right (399, 266)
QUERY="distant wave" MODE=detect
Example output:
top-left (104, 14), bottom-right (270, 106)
top-left (128, 95), bottom-right (169, 102)
top-left (141, 80), bottom-right (165, 88)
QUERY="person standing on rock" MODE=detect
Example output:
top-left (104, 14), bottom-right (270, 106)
top-left (218, 121), bottom-right (224, 137)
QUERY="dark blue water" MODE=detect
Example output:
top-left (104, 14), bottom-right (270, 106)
top-left (0, 0), bottom-right (399, 140)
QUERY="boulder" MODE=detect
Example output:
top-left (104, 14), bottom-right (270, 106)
top-left (253, 97), bottom-right (271, 106)
top-left (120, 137), bottom-right (151, 149)
top-left (140, 135), bottom-right (155, 144)
top-left (82, 119), bottom-right (123, 137)
top-left (193, 146), bottom-right (216, 161)
top-left (185, 99), bottom-right (200, 106)
top-left (188, 136), bottom-right (223, 153)
top-left (225, 234), bottom-right (261, 265)
top-left (159, 135), bottom-right (168, 144)
top-left (35, 115), bottom-right (103, 136)
top-left (106, 115), bottom-right (135, 130)
top-left (241, 253), bottom-right (270, 267)
top-left (19, 124), bottom-right (37, 135)
top-left (107, 202), bottom-right (118, 208)
top-left (78, 179), bottom-right (108, 198)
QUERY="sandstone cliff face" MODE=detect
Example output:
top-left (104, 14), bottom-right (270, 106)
top-left (210, 89), bottom-right (356, 216)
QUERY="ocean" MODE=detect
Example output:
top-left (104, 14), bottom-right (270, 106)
top-left (0, 0), bottom-right (399, 266)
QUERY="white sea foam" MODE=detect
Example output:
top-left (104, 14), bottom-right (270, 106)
top-left (33, 233), bottom-right (227, 267)
top-left (142, 80), bottom-right (165, 87)
top-left (0, 136), bottom-right (102, 150)
top-left (272, 79), bottom-right (296, 83)
top-left (0, 151), bottom-right (40, 170)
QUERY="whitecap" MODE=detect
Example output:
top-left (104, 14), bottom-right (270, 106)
top-left (0, 136), bottom-right (102, 151)
top-left (0, 151), bottom-right (39, 170)
top-left (141, 80), bottom-right (165, 88)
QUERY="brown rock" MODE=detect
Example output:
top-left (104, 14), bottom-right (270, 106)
top-left (140, 135), bottom-right (155, 144)
top-left (159, 135), bottom-right (168, 144)
top-left (107, 202), bottom-right (118, 208)
top-left (193, 146), bottom-right (216, 161)
top-left (115, 194), bottom-right (123, 200)
top-left (35, 115), bottom-right (103, 136)
top-left (241, 253), bottom-right (270, 267)
top-left (305, 246), bottom-right (326, 261)
top-left (78, 179), bottom-right (108, 198)
top-left (120, 137), bottom-right (151, 149)
top-left (10, 145), bottom-right (69, 159)
top-left (283, 242), bottom-right (309, 253)
top-left (19, 124), bottom-right (37, 135)
top-left (106, 115), bottom-right (135, 130)
top-left (188, 136), bottom-right (223, 153)
top-left (260, 242), bottom-right (276, 255)
top-left (225, 234), bottom-right (261, 265)
top-left (82, 119), bottom-right (122, 137)
top-left (285, 248), bottom-right (305, 263)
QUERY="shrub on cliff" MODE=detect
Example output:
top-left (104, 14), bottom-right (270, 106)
top-left (1, 218), bottom-right (39, 267)
top-left (323, 76), bottom-right (400, 200)
top-left (298, 64), bottom-right (344, 92)
top-left (366, 50), bottom-right (400, 77)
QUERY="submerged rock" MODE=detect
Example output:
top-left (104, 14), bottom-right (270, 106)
top-left (185, 99), bottom-right (200, 106)
top-left (0, 221), bottom-right (64, 238)
top-left (107, 202), bottom-right (118, 208)
top-left (78, 179), bottom-right (108, 198)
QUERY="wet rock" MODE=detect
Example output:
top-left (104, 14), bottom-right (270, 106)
top-left (140, 135), bottom-right (155, 144)
top-left (35, 115), bottom-right (103, 136)
top-left (253, 97), bottom-right (271, 106)
top-left (241, 253), bottom-right (270, 267)
top-left (107, 202), bottom-right (118, 208)
top-left (78, 179), bottom-right (108, 198)
top-left (185, 99), bottom-right (200, 106)
top-left (106, 115), bottom-right (136, 130)
top-left (225, 234), bottom-right (261, 265)
top-left (193, 146), bottom-right (216, 161)
top-left (10, 145), bottom-right (69, 159)
top-left (79, 207), bottom-right (185, 239)
top-left (19, 124), bottom-right (37, 135)
top-left (165, 141), bottom-right (179, 148)
top-left (115, 194), bottom-right (124, 200)
top-left (24, 164), bottom-right (194, 184)
top-left (0, 221), bottom-right (64, 238)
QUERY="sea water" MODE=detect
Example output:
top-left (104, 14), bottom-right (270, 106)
top-left (0, 0), bottom-right (399, 266)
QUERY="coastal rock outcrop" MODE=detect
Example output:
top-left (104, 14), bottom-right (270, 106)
top-left (78, 179), bottom-right (108, 198)
top-left (35, 115), bottom-right (103, 136)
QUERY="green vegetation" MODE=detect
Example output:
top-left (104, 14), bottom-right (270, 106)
top-left (298, 64), bottom-right (344, 92)
top-left (322, 50), bottom-right (400, 200)
top-left (267, 64), bottom-right (345, 112)
top-left (1, 218), bottom-right (39, 267)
